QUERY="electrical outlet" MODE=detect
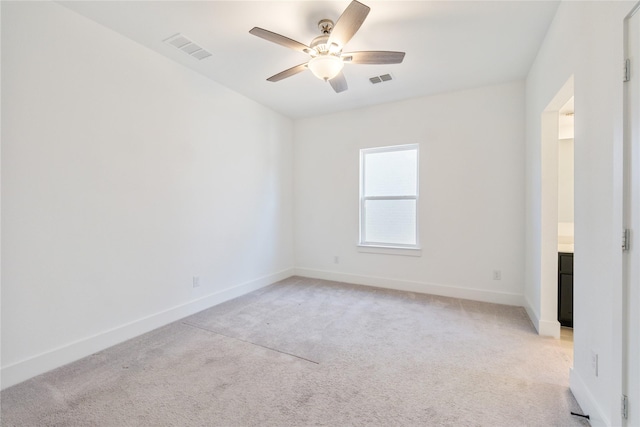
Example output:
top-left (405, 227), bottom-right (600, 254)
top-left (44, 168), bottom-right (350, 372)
top-left (591, 351), bottom-right (599, 377)
top-left (192, 276), bottom-right (200, 288)
top-left (334, 256), bottom-right (340, 264)
top-left (492, 270), bottom-right (502, 280)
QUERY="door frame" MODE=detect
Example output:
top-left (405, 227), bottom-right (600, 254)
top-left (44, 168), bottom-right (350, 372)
top-left (622, 3), bottom-right (640, 425)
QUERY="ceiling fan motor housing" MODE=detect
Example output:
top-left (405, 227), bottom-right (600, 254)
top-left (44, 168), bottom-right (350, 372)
top-left (310, 35), bottom-right (332, 54)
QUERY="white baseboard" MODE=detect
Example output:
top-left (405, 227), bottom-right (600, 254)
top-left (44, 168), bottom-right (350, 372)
top-left (295, 268), bottom-right (525, 306)
top-left (1, 268), bottom-right (294, 390)
top-left (523, 297), bottom-right (561, 338)
top-left (523, 297), bottom-right (540, 332)
top-left (538, 318), bottom-right (561, 338)
top-left (570, 367), bottom-right (609, 427)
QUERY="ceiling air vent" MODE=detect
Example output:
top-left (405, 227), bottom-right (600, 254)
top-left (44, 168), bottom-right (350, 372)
top-left (164, 33), bottom-right (212, 61)
top-left (369, 73), bottom-right (393, 84)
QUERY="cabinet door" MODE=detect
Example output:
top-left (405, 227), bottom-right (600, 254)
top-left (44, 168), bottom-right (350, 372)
top-left (558, 273), bottom-right (573, 327)
top-left (559, 253), bottom-right (573, 274)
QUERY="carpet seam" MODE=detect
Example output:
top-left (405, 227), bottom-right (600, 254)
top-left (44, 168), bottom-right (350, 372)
top-left (181, 321), bottom-right (320, 365)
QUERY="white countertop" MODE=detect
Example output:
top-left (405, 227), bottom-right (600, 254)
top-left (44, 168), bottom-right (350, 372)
top-left (558, 243), bottom-right (574, 253)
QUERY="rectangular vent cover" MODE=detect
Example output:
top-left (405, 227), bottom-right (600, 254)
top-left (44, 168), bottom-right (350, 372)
top-left (164, 33), bottom-right (212, 61)
top-left (369, 73), bottom-right (393, 84)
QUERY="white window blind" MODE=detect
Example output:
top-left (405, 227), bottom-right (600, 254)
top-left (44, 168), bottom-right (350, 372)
top-left (360, 144), bottom-right (419, 248)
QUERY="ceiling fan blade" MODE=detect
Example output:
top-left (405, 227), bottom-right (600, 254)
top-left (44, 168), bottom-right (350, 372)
top-left (267, 63), bottom-right (309, 82)
top-left (342, 51), bottom-right (405, 64)
top-left (249, 27), bottom-right (310, 54)
top-left (328, 1), bottom-right (370, 48)
top-left (329, 71), bottom-right (348, 93)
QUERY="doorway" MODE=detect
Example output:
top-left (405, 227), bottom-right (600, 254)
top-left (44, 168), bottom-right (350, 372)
top-left (540, 77), bottom-right (574, 341)
top-left (557, 97), bottom-right (575, 359)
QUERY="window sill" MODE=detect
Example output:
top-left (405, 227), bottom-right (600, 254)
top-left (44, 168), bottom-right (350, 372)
top-left (357, 245), bottom-right (422, 257)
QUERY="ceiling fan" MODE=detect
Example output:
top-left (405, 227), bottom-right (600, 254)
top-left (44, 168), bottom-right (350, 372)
top-left (249, 0), bottom-right (405, 93)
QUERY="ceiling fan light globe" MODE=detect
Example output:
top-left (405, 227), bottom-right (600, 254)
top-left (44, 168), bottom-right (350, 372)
top-left (308, 55), bottom-right (344, 81)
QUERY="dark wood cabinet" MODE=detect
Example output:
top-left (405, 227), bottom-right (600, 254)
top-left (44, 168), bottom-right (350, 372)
top-left (558, 252), bottom-right (574, 328)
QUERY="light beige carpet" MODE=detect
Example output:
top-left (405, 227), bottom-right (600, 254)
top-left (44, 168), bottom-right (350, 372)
top-left (1, 276), bottom-right (589, 426)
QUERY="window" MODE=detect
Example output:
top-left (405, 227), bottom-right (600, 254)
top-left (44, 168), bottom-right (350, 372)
top-left (359, 144), bottom-right (419, 249)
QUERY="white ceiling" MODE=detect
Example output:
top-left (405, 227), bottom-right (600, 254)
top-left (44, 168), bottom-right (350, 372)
top-left (57, 1), bottom-right (560, 119)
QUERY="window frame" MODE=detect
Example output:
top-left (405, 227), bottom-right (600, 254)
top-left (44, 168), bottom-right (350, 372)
top-left (359, 143), bottom-right (420, 251)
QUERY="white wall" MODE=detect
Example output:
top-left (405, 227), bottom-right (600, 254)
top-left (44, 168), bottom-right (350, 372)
top-left (525, 1), bottom-right (636, 425)
top-left (294, 82), bottom-right (525, 305)
top-left (1, 1), bottom-right (294, 389)
top-left (558, 139), bottom-right (574, 224)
